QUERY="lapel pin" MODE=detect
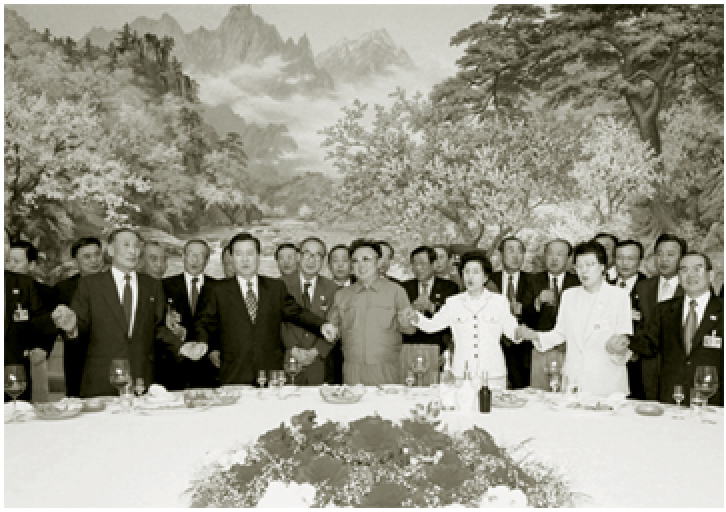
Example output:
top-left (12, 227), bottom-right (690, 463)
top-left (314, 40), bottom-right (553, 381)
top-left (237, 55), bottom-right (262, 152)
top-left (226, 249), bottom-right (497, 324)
top-left (150, 297), bottom-right (155, 302)
top-left (710, 315), bottom-right (718, 321)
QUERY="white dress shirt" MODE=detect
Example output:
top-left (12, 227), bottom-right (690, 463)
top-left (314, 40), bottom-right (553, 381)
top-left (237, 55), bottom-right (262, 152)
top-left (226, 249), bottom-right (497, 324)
top-left (548, 272), bottom-right (565, 292)
top-left (300, 274), bottom-right (317, 302)
top-left (682, 291), bottom-right (711, 325)
top-left (501, 270), bottom-right (521, 299)
top-left (658, 275), bottom-right (679, 302)
top-left (419, 277), bottom-right (435, 298)
top-left (236, 275), bottom-right (259, 301)
top-left (607, 266), bottom-right (618, 283)
top-left (111, 266), bottom-right (138, 337)
top-left (184, 272), bottom-right (204, 307)
top-left (616, 274), bottom-right (639, 295)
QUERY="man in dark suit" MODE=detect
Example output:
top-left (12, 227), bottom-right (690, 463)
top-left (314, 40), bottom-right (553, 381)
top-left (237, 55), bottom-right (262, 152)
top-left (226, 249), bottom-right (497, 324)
top-left (613, 239), bottom-right (649, 399)
top-left (160, 239), bottom-right (218, 390)
top-left (275, 242), bottom-right (299, 278)
top-left (139, 241), bottom-right (167, 280)
top-left (325, 244), bottom-right (352, 384)
top-left (195, 233), bottom-right (338, 385)
top-left (401, 246), bottom-right (459, 354)
top-left (378, 240), bottom-right (401, 283)
top-left (634, 234), bottom-right (687, 400)
top-left (53, 236), bottom-right (104, 397)
top-left (621, 252), bottom-right (723, 406)
top-left (54, 228), bottom-right (192, 398)
top-left (4, 271), bottom-right (56, 402)
top-left (521, 238), bottom-right (580, 390)
top-left (490, 236), bottom-right (534, 389)
top-left (281, 237), bottom-right (339, 385)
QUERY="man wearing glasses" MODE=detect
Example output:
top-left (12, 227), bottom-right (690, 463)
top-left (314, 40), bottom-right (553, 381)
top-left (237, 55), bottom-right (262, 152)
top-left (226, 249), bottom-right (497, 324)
top-left (280, 237), bottom-right (338, 385)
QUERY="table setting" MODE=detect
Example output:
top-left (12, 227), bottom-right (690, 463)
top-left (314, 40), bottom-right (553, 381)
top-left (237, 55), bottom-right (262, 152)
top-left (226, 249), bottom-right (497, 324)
top-left (4, 358), bottom-right (724, 508)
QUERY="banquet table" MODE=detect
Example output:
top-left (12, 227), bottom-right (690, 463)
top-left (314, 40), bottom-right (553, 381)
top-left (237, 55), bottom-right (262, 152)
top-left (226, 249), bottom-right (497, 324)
top-left (4, 387), bottom-right (724, 508)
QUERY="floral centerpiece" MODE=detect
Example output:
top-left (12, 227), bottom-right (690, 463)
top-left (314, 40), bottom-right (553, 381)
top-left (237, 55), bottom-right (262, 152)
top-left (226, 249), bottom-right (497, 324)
top-left (185, 407), bottom-right (576, 507)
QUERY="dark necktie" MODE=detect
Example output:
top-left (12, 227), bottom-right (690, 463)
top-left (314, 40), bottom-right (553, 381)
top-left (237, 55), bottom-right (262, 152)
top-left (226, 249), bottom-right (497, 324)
top-left (122, 274), bottom-right (133, 336)
top-left (246, 280), bottom-right (257, 323)
top-left (507, 274), bottom-right (516, 301)
top-left (190, 277), bottom-right (199, 315)
top-left (302, 281), bottom-right (312, 310)
top-left (683, 299), bottom-right (698, 355)
top-left (552, 276), bottom-right (560, 309)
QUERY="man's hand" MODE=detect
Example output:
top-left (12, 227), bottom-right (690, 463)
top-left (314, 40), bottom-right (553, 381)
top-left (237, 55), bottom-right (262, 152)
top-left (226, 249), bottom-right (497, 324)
top-left (293, 347), bottom-right (318, 367)
top-left (165, 310), bottom-right (181, 330)
top-left (321, 323), bottom-right (338, 342)
top-left (27, 348), bottom-right (48, 364)
top-left (631, 309), bottom-right (642, 322)
top-left (412, 295), bottom-right (434, 315)
top-left (539, 289), bottom-right (556, 306)
top-left (180, 342), bottom-right (208, 361)
top-left (398, 307), bottom-right (419, 327)
top-left (209, 350), bottom-right (221, 368)
top-left (52, 305), bottom-right (77, 333)
top-left (605, 335), bottom-right (629, 355)
top-left (170, 325), bottom-right (187, 342)
top-left (510, 300), bottom-right (523, 316)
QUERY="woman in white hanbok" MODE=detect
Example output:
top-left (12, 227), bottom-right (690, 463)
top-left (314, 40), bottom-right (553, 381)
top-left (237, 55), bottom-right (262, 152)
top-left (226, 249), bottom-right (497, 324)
top-left (410, 252), bottom-right (521, 390)
top-left (519, 241), bottom-right (633, 396)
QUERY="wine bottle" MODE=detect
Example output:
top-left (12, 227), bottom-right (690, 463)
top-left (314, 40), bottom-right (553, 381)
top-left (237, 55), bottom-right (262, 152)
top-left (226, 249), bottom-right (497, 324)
top-left (479, 372), bottom-right (491, 413)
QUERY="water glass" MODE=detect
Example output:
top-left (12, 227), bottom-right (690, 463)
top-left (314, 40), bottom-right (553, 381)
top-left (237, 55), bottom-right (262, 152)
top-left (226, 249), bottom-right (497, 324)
top-left (672, 384), bottom-right (685, 420)
top-left (4, 365), bottom-right (27, 423)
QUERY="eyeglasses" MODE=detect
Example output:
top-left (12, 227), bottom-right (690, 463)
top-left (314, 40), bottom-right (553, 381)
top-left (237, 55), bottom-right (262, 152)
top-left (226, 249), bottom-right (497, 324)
top-left (301, 251), bottom-right (324, 260)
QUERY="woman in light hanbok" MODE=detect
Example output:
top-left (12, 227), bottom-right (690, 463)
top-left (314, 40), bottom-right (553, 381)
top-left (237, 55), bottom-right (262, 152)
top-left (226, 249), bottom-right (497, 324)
top-left (410, 251), bottom-right (521, 390)
top-left (518, 241), bottom-right (633, 396)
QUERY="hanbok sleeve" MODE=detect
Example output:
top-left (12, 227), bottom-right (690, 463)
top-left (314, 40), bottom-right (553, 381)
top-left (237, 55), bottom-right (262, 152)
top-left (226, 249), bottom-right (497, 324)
top-left (416, 297), bottom-right (455, 334)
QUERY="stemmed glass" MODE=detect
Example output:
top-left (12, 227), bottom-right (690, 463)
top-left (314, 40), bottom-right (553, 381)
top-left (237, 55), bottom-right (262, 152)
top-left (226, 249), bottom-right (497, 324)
top-left (109, 359), bottom-right (132, 412)
top-left (693, 366), bottom-right (719, 422)
top-left (284, 356), bottom-right (301, 387)
top-left (545, 359), bottom-right (562, 393)
top-left (410, 349), bottom-right (430, 387)
top-left (672, 385), bottom-right (685, 419)
top-left (257, 370), bottom-right (268, 388)
top-left (134, 378), bottom-right (145, 397)
top-left (405, 369), bottom-right (416, 395)
top-left (5, 365), bottom-right (27, 423)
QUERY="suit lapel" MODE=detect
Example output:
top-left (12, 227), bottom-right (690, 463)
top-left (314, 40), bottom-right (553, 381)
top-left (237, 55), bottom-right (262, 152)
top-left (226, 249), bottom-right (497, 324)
top-left (133, 274), bottom-right (149, 339)
top-left (256, 276), bottom-right (269, 320)
top-left (101, 271), bottom-right (128, 335)
top-left (690, 297), bottom-right (721, 353)
top-left (289, 273), bottom-right (303, 304)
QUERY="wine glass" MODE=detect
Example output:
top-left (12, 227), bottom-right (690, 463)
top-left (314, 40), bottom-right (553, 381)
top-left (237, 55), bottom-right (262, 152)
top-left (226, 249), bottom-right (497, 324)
top-left (410, 349), bottom-right (431, 387)
top-left (545, 359), bottom-right (562, 393)
top-left (133, 378), bottom-right (145, 397)
top-left (257, 369), bottom-right (268, 388)
top-left (274, 370), bottom-right (286, 397)
top-left (694, 366), bottom-right (719, 420)
top-left (672, 384), bottom-right (685, 420)
top-left (109, 359), bottom-right (131, 410)
top-left (5, 365), bottom-right (27, 423)
top-left (405, 369), bottom-right (416, 391)
top-left (284, 356), bottom-right (301, 387)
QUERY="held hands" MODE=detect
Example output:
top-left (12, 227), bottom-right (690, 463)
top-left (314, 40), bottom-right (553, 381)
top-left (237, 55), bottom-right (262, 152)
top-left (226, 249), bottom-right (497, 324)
top-left (411, 295), bottom-right (435, 315)
top-left (605, 335), bottom-right (629, 355)
top-left (52, 305), bottom-right (77, 335)
top-left (535, 289), bottom-right (555, 311)
top-left (320, 323), bottom-right (338, 343)
top-left (291, 346), bottom-right (318, 367)
top-left (170, 324), bottom-right (187, 342)
top-left (397, 307), bottom-right (420, 328)
top-left (165, 310), bottom-right (182, 330)
top-left (209, 350), bottom-right (221, 368)
top-left (179, 341), bottom-right (208, 361)
top-left (515, 325), bottom-right (544, 351)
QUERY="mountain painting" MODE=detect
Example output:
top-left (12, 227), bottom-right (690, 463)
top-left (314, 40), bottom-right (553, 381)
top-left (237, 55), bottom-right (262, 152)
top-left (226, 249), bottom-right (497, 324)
top-left (5, 4), bottom-right (724, 281)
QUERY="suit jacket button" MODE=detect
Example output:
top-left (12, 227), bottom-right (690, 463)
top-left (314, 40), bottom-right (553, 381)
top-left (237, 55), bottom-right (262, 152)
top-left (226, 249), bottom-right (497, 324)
top-left (687, 361), bottom-right (691, 365)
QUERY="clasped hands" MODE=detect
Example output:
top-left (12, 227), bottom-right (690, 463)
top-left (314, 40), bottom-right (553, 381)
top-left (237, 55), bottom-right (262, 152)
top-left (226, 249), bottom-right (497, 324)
top-left (52, 304), bottom-right (78, 337)
top-left (165, 310), bottom-right (208, 361)
top-left (604, 335), bottom-right (630, 356)
top-left (290, 346), bottom-right (318, 367)
top-left (411, 295), bottom-right (435, 315)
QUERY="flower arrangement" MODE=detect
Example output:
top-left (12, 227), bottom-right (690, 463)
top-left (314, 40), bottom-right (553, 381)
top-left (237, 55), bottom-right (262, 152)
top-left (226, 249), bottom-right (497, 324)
top-left (186, 407), bottom-right (575, 507)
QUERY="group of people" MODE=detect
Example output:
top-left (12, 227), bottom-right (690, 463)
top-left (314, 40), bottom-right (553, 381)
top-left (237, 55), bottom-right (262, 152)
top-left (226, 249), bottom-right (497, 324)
top-left (4, 228), bottom-right (723, 407)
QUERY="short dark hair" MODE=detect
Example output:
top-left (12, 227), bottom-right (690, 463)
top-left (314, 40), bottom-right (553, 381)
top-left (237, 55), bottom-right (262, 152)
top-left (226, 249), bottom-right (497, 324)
top-left (498, 236), bottom-right (525, 253)
top-left (654, 233), bottom-right (688, 256)
top-left (9, 240), bottom-right (38, 263)
top-left (679, 251), bottom-right (713, 272)
top-left (230, 232), bottom-right (261, 255)
top-left (574, 240), bottom-right (608, 266)
top-left (458, 250), bottom-right (493, 278)
top-left (222, 243), bottom-right (232, 256)
top-left (71, 237), bottom-right (102, 259)
top-left (274, 242), bottom-right (298, 260)
top-left (432, 244), bottom-right (451, 259)
top-left (410, 246), bottom-right (437, 264)
top-left (299, 236), bottom-right (327, 256)
top-left (107, 227), bottom-right (143, 245)
top-left (350, 238), bottom-right (382, 259)
top-left (544, 238), bottom-right (573, 257)
top-left (183, 239), bottom-right (211, 258)
top-left (328, 244), bottom-right (350, 263)
top-left (378, 240), bottom-right (394, 258)
top-left (593, 232), bottom-right (619, 246)
top-left (615, 239), bottom-right (644, 260)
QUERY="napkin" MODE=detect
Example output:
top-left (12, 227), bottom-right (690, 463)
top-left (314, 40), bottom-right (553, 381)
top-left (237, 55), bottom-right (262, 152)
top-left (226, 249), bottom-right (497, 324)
top-left (146, 384), bottom-right (176, 403)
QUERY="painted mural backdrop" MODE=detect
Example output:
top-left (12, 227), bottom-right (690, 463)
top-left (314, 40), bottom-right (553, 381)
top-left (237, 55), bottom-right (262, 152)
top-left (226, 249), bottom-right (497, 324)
top-left (4, 5), bottom-right (723, 282)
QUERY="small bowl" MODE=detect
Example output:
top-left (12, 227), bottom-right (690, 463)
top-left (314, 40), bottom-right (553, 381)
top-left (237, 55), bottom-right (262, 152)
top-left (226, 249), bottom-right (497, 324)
top-left (319, 385), bottom-right (364, 404)
top-left (635, 403), bottom-right (665, 416)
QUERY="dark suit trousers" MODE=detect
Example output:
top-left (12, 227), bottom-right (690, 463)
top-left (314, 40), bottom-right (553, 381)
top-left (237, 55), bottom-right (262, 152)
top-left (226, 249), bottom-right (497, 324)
top-left (502, 339), bottom-right (532, 389)
top-left (325, 343), bottom-right (344, 385)
top-left (627, 359), bottom-right (645, 400)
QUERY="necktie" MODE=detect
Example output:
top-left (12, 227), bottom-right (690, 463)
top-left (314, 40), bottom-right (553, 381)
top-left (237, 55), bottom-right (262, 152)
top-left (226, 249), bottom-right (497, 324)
top-left (507, 274), bottom-right (516, 301)
top-left (190, 277), bottom-right (199, 315)
top-left (552, 276), bottom-right (560, 308)
top-left (421, 281), bottom-right (430, 299)
top-left (122, 274), bottom-right (133, 336)
top-left (246, 280), bottom-right (257, 323)
top-left (683, 299), bottom-right (698, 355)
top-left (302, 281), bottom-right (311, 310)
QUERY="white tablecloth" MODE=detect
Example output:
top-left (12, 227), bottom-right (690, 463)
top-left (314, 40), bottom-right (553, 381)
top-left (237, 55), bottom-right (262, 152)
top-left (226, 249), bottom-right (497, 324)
top-left (4, 388), bottom-right (724, 508)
